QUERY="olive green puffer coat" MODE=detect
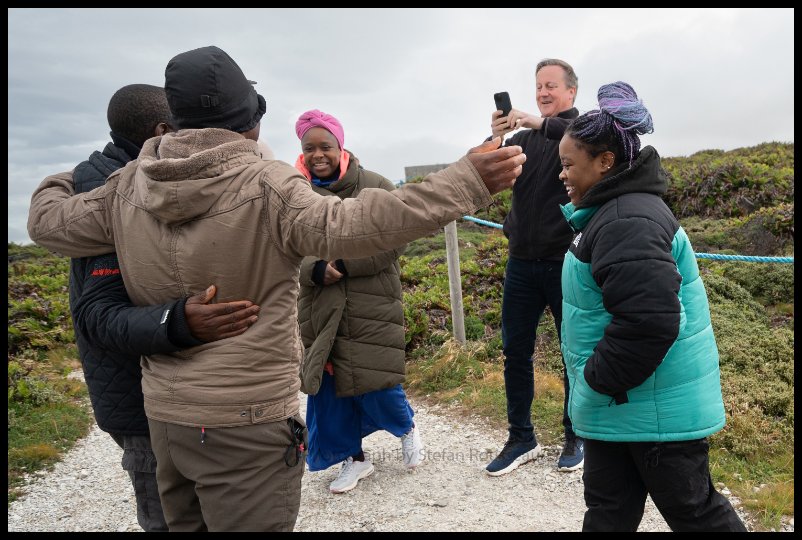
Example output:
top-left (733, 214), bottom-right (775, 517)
top-left (298, 152), bottom-right (406, 397)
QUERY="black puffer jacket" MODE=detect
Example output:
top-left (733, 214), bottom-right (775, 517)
top-left (69, 133), bottom-right (200, 435)
top-left (502, 107), bottom-right (578, 260)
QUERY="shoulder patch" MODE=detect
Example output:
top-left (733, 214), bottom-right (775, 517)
top-left (91, 268), bottom-right (121, 277)
top-left (572, 232), bottom-right (582, 248)
top-left (89, 253), bottom-right (121, 277)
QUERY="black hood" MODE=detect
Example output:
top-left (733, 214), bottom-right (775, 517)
top-left (576, 146), bottom-right (668, 209)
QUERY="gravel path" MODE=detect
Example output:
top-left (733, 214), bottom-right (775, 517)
top-left (8, 394), bottom-right (766, 532)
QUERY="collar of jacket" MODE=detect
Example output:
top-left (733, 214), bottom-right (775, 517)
top-left (142, 128), bottom-right (259, 175)
top-left (74, 142), bottom-right (132, 194)
top-left (556, 107), bottom-right (580, 119)
top-left (133, 128), bottom-right (261, 224)
top-left (560, 202), bottom-right (599, 233)
top-left (109, 131), bottom-right (142, 161)
top-left (315, 151), bottom-right (362, 199)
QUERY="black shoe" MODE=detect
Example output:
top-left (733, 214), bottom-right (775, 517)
top-left (557, 435), bottom-right (584, 472)
top-left (485, 439), bottom-right (542, 476)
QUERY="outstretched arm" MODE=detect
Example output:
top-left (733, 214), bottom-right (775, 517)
top-left (337, 176), bottom-right (406, 277)
top-left (338, 244), bottom-right (405, 278)
top-left (28, 170), bottom-right (116, 257)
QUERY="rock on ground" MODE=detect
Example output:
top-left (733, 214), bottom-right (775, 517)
top-left (9, 395), bottom-right (769, 532)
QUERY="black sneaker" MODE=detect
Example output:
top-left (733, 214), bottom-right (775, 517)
top-left (557, 435), bottom-right (584, 472)
top-left (485, 439), bottom-right (542, 476)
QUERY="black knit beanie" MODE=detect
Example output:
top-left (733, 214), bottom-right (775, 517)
top-left (165, 45), bottom-right (266, 133)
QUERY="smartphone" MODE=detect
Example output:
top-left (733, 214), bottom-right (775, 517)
top-left (494, 91), bottom-right (512, 117)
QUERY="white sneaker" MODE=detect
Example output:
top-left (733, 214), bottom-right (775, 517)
top-left (401, 424), bottom-right (424, 468)
top-left (329, 457), bottom-right (374, 494)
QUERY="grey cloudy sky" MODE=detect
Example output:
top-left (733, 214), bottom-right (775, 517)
top-left (9, 8), bottom-right (794, 245)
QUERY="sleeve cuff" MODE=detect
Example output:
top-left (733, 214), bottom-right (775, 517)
top-left (334, 259), bottom-right (347, 275)
top-left (312, 260), bottom-right (328, 286)
top-left (167, 298), bottom-right (204, 348)
top-left (613, 392), bottom-right (629, 405)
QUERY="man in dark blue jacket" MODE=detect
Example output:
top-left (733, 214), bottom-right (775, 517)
top-left (485, 59), bottom-right (583, 476)
top-left (68, 84), bottom-right (260, 531)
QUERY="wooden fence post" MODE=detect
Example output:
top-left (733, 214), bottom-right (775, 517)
top-left (444, 220), bottom-right (466, 345)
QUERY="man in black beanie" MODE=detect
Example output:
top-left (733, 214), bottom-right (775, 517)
top-left (29, 45), bottom-right (526, 532)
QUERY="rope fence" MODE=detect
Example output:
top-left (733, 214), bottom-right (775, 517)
top-left (461, 216), bottom-right (794, 264)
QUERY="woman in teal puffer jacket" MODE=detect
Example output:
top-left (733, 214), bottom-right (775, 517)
top-left (557, 82), bottom-right (746, 532)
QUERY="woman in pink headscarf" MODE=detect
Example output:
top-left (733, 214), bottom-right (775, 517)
top-left (295, 109), bottom-right (424, 494)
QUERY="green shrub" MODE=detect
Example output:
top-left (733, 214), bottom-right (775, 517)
top-left (463, 315), bottom-right (486, 341)
top-left (8, 247), bottom-right (74, 355)
top-left (700, 259), bottom-right (795, 306)
top-left (699, 271), bottom-right (794, 465)
top-left (473, 189), bottom-right (511, 226)
top-left (732, 203), bottom-right (795, 254)
top-left (663, 142), bottom-right (794, 219)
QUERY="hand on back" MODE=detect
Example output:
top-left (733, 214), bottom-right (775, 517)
top-left (185, 285), bottom-right (260, 342)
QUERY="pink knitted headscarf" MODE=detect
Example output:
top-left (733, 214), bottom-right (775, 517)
top-left (294, 109), bottom-right (349, 181)
top-left (295, 109), bottom-right (345, 149)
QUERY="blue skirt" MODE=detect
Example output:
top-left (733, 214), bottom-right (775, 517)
top-left (305, 371), bottom-right (414, 471)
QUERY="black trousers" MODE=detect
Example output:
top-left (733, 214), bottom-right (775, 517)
top-left (582, 438), bottom-right (747, 532)
top-left (110, 433), bottom-right (168, 532)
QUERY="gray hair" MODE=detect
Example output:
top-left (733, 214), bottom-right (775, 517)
top-left (536, 58), bottom-right (579, 96)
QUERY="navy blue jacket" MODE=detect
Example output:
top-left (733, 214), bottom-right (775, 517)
top-left (69, 133), bottom-right (200, 435)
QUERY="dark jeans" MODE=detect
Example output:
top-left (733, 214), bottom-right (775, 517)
top-left (110, 433), bottom-right (168, 532)
top-left (582, 438), bottom-right (747, 532)
top-left (501, 256), bottom-right (572, 443)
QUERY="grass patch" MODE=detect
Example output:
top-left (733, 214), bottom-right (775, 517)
top-left (403, 224), bottom-right (495, 259)
top-left (7, 243), bottom-right (91, 507)
top-left (406, 335), bottom-right (567, 447)
top-left (709, 447), bottom-right (794, 531)
top-left (8, 399), bottom-right (92, 504)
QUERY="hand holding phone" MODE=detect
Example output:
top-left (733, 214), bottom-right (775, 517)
top-left (494, 91), bottom-right (512, 117)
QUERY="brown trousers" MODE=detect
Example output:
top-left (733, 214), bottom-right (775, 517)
top-left (148, 416), bottom-right (306, 532)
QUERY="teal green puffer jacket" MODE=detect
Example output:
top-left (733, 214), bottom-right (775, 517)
top-left (560, 146), bottom-right (726, 442)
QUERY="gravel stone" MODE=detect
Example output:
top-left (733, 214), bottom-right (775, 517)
top-left (7, 394), bottom-right (772, 532)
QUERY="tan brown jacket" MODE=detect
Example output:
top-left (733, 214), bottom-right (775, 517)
top-left (28, 128), bottom-right (491, 428)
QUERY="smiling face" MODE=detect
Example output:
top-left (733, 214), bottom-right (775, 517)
top-left (558, 135), bottom-right (615, 205)
top-left (535, 65), bottom-right (576, 118)
top-left (301, 127), bottom-right (341, 179)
